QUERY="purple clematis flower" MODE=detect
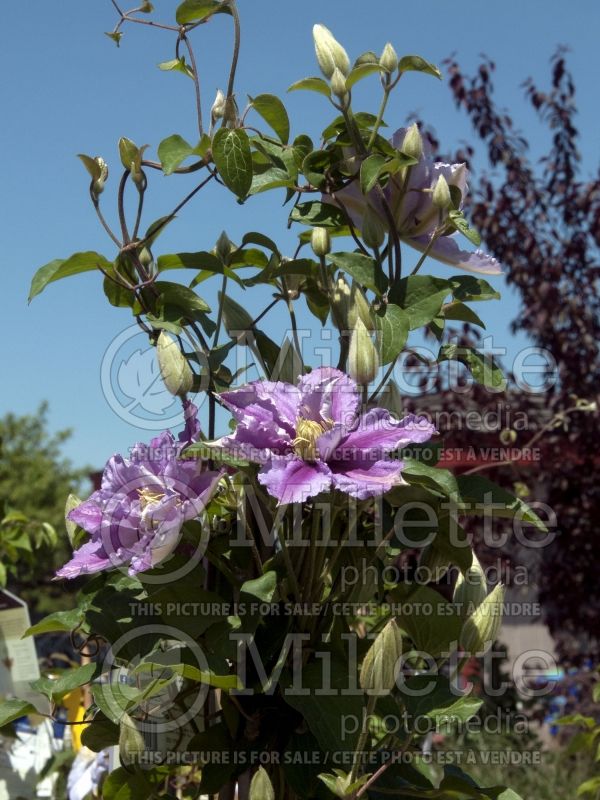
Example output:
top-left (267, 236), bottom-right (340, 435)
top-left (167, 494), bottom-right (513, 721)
top-left (215, 367), bottom-right (435, 504)
top-left (328, 127), bottom-right (502, 276)
top-left (56, 401), bottom-right (222, 579)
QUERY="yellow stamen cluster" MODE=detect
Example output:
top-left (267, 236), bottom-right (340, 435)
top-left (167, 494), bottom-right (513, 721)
top-left (292, 418), bottom-right (331, 462)
top-left (137, 487), bottom-right (166, 510)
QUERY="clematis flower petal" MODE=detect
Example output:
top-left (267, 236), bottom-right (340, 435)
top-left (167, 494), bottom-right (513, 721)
top-left (335, 410), bottom-right (436, 458)
top-left (331, 458), bottom-right (406, 499)
top-left (258, 456), bottom-right (332, 504)
top-left (221, 380), bottom-right (299, 433)
top-left (408, 233), bottom-right (502, 275)
top-left (297, 367), bottom-right (359, 427)
top-left (56, 539), bottom-right (121, 579)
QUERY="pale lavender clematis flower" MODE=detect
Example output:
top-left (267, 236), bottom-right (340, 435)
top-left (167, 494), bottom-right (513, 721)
top-left (328, 127), bottom-right (502, 276)
top-left (56, 401), bottom-right (222, 579)
top-left (215, 367), bottom-right (435, 504)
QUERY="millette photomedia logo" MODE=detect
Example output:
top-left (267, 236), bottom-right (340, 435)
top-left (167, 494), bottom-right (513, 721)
top-left (100, 324), bottom-right (205, 429)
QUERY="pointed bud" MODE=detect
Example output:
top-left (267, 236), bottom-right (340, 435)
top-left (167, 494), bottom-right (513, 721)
top-left (215, 230), bottom-right (233, 263)
top-left (453, 553), bottom-right (488, 618)
top-left (347, 282), bottom-right (373, 330)
top-left (379, 43), bottom-right (398, 73)
top-left (92, 157), bottom-right (109, 195)
top-left (361, 204), bottom-right (387, 249)
top-left (401, 123), bottom-right (423, 161)
top-left (156, 331), bottom-right (194, 398)
top-left (313, 24), bottom-right (350, 79)
top-left (459, 583), bottom-right (505, 655)
top-left (432, 174), bottom-right (451, 209)
top-left (349, 317), bottom-right (379, 386)
top-left (249, 766), bottom-right (275, 800)
top-left (332, 275), bottom-right (352, 329)
top-left (310, 227), bottom-right (331, 257)
top-left (330, 67), bottom-right (349, 104)
top-left (119, 713), bottom-right (146, 767)
top-left (211, 89), bottom-right (226, 123)
top-left (360, 619), bottom-right (403, 696)
top-left (138, 246), bottom-right (153, 268)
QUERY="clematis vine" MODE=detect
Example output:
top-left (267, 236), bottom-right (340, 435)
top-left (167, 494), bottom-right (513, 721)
top-left (56, 401), bottom-right (222, 578)
top-left (329, 125), bottom-right (502, 275)
top-left (215, 367), bottom-right (435, 504)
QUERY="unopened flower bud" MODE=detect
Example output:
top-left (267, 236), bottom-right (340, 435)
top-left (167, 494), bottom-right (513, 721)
top-left (92, 157), bottom-right (108, 195)
top-left (330, 67), bottom-right (348, 103)
top-left (310, 227), bottom-right (331, 257)
top-left (156, 331), bottom-right (194, 398)
top-left (215, 230), bottom-right (233, 263)
top-left (453, 553), bottom-right (488, 618)
top-left (459, 583), bottom-right (505, 655)
top-left (379, 43), bottom-right (398, 73)
top-left (401, 123), bottom-right (423, 161)
top-left (432, 174), bottom-right (451, 209)
top-left (348, 282), bottom-right (373, 330)
top-left (138, 246), bottom-right (153, 268)
top-left (211, 89), bottom-right (226, 122)
top-left (312, 24), bottom-right (350, 79)
top-left (360, 619), bottom-right (403, 696)
top-left (332, 275), bottom-right (351, 329)
top-left (361, 204), bottom-right (387, 249)
top-left (349, 317), bottom-right (379, 386)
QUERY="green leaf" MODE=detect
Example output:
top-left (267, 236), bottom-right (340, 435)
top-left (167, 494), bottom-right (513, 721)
top-left (158, 134), bottom-right (193, 175)
top-left (328, 252), bottom-right (388, 295)
top-left (389, 586), bottom-right (462, 657)
top-left (155, 281), bottom-right (211, 314)
top-left (360, 154), bottom-right (387, 194)
top-left (81, 715), bottom-right (120, 752)
top-left (157, 252), bottom-right (243, 285)
top-left (346, 62), bottom-right (385, 88)
top-left (389, 275), bottom-right (451, 328)
top-left (240, 571), bottom-right (278, 604)
top-left (220, 293), bottom-right (254, 334)
top-left (184, 442), bottom-right (250, 468)
top-left (118, 137), bottom-right (140, 171)
top-left (157, 56), bottom-right (194, 79)
top-left (289, 201), bottom-right (347, 228)
top-left (450, 275), bottom-right (501, 302)
top-left (442, 301), bottom-right (486, 329)
top-left (374, 304), bottom-right (409, 364)
top-left (104, 31), bottom-right (123, 47)
top-left (0, 698), bottom-right (37, 727)
top-left (29, 251), bottom-right (111, 302)
top-left (212, 128), bottom-right (253, 199)
top-left (101, 767), bottom-right (153, 800)
top-left (288, 76), bottom-right (331, 98)
top-left (249, 94), bottom-right (290, 144)
top-left (175, 0), bottom-right (232, 24)
top-left (398, 54), bottom-right (442, 80)
top-left (457, 474), bottom-right (549, 531)
top-left (31, 663), bottom-right (97, 701)
top-left (402, 458), bottom-right (458, 499)
top-left (448, 210), bottom-right (481, 246)
top-left (25, 608), bottom-right (83, 637)
top-left (400, 676), bottom-right (482, 729)
top-left (438, 344), bottom-right (506, 391)
top-left (77, 153), bottom-right (103, 180)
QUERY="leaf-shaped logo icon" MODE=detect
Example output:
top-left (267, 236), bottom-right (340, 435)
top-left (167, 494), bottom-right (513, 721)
top-left (116, 347), bottom-right (175, 415)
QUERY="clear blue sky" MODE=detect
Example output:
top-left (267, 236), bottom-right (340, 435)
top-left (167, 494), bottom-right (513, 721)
top-left (1, 0), bottom-right (598, 471)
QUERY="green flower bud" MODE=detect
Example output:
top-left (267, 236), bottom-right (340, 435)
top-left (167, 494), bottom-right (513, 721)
top-left (138, 246), bottom-right (153, 268)
top-left (215, 230), bottom-right (233, 263)
top-left (312, 24), bottom-right (350, 79)
top-left (211, 89), bottom-right (226, 123)
top-left (348, 281), bottom-right (373, 330)
top-left (119, 713), bottom-right (146, 767)
top-left (361, 204), bottom-right (387, 249)
top-left (310, 227), bottom-right (331, 257)
top-left (92, 157), bottom-right (109, 195)
top-left (459, 583), bottom-right (505, 654)
top-left (499, 428), bottom-right (517, 445)
top-left (453, 553), bottom-right (488, 618)
top-left (249, 766), bottom-right (275, 800)
top-left (349, 317), bottom-right (379, 386)
top-left (330, 67), bottom-right (349, 105)
top-left (401, 123), bottom-right (423, 161)
top-left (379, 42), bottom-right (398, 73)
top-left (332, 275), bottom-right (352, 329)
top-left (360, 619), bottom-right (403, 696)
top-left (156, 331), bottom-right (194, 398)
top-left (432, 174), bottom-right (451, 209)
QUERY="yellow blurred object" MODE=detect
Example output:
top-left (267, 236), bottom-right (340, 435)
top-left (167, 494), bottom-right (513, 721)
top-left (62, 688), bottom-right (88, 751)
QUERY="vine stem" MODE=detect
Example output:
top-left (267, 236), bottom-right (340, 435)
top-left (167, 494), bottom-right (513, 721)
top-left (182, 33), bottom-right (204, 137)
top-left (368, 357), bottom-right (398, 403)
top-left (366, 84), bottom-right (391, 151)
top-left (349, 695), bottom-right (377, 785)
top-left (225, 1), bottom-right (241, 103)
